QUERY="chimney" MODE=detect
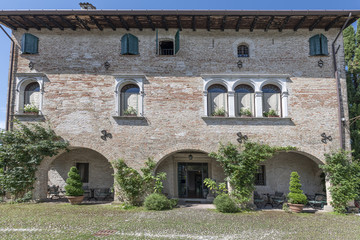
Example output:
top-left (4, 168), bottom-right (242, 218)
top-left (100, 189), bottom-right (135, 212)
top-left (79, 2), bottom-right (96, 9)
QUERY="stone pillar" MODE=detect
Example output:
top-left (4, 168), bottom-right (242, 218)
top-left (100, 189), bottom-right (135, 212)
top-left (281, 91), bottom-right (289, 117)
top-left (203, 91), bottom-right (208, 116)
top-left (228, 91), bottom-right (235, 117)
top-left (254, 91), bottom-right (263, 117)
top-left (323, 178), bottom-right (334, 212)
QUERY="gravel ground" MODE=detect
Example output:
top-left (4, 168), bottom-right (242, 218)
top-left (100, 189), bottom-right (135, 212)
top-left (0, 203), bottom-right (359, 239)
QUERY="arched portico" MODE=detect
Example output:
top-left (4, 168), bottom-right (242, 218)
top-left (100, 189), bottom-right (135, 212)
top-left (255, 151), bottom-right (325, 196)
top-left (155, 149), bottom-right (226, 199)
top-left (33, 147), bottom-right (114, 201)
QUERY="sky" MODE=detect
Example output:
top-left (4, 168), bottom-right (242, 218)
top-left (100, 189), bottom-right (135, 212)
top-left (0, 0), bottom-right (359, 130)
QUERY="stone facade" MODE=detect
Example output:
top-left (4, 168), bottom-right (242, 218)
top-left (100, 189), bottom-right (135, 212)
top-left (7, 25), bottom-right (350, 202)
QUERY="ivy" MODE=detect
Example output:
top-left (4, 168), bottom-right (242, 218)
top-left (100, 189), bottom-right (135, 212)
top-left (0, 121), bottom-right (68, 199)
top-left (210, 142), bottom-right (296, 205)
top-left (320, 151), bottom-right (360, 213)
top-left (113, 158), bottom-right (166, 206)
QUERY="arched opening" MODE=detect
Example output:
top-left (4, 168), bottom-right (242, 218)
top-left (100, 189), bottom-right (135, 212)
top-left (24, 82), bottom-right (40, 107)
top-left (155, 150), bottom-right (226, 200)
top-left (207, 84), bottom-right (228, 116)
top-left (237, 44), bottom-right (249, 57)
top-left (255, 151), bottom-right (325, 196)
top-left (262, 84), bottom-right (281, 117)
top-left (47, 148), bottom-right (114, 201)
top-left (120, 84), bottom-right (140, 116)
top-left (234, 84), bottom-right (255, 117)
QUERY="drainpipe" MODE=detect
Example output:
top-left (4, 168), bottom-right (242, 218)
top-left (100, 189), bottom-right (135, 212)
top-left (0, 25), bottom-right (15, 131)
top-left (332, 13), bottom-right (352, 150)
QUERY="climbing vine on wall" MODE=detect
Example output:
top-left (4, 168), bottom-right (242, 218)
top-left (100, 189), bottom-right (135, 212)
top-left (209, 142), bottom-right (296, 205)
top-left (113, 158), bottom-right (166, 206)
top-left (0, 121), bottom-right (68, 199)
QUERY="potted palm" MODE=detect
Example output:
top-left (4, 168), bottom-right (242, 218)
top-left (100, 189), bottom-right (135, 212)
top-left (212, 107), bottom-right (226, 117)
top-left (239, 108), bottom-right (252, 117)
top-left (65, 167), bottom-right (84, 205)
top-left (23, 104), bottom-right (39, 115)
top-left (287, 172), bottom-right (307, 213)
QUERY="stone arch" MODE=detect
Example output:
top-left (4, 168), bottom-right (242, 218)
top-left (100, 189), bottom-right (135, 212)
top-left (33, 146), bottom-right (113, 200)
top-left (255, 150), bottom-right (325, 196)
top-left (154, 145), bottom-right (226, 199)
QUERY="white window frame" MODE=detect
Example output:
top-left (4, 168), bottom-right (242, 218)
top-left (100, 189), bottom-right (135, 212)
top-left (15, 73), bottom-right (46, 114)
top-left (202, 74), bottom-right (289, 118)
top-left (114, 75), bottom-right (146, 116)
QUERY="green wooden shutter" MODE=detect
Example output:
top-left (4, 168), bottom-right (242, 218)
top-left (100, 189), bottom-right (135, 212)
top-left (21, 33), bottom-right (39, 54)
top-left (121, 34), bottom-right (129, 55)
top-left (128, 34), bottom-right (139, 55)
top-left (320, 34), bottom-right (328, 55)
top-left (156, 28), bottom-right (159, 55)
top-left (175, 30), bottom-right (180, 54)
top-left (309, 34), bottom-right (322, 56)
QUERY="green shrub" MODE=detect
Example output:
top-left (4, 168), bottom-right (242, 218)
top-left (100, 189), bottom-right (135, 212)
top-left (144, 193), bottom-right (174, 211)
top-left (213, 194), bottom-right (239, 213)
top-left (64, 167), bottom-right (84, 196)
top-left (287, 172), bottom-right (307, 205)
top-left (170, 198), bottom-right (178, 208)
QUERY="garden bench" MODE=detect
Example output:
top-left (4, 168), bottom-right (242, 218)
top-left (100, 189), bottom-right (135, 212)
top-left (95, 188), bottom-right (112, 201)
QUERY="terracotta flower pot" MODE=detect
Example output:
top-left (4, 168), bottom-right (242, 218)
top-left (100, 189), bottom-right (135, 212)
top-left (66, 195), bottom-right (84, 205)
top-left (288, 203), bottom-right (304, 213)
top-left (24, 112), bottom-right (38, 115)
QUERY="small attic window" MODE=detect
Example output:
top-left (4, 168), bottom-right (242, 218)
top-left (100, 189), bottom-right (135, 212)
top-left (159, 41), bottom-right (174, 55)
top-left (309, 34), bottom-right (328, 56)
top-left (21, 33), bottom-right (39, 54)
top-left (237, 45), bottom-right (249, 57)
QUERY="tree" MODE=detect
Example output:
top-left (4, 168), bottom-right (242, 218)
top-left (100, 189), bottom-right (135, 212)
top-left (209, 142), bottom-right (296, 205)
top-left (287, 172), bottom-right (307, 205)
top-left (344, 21), bottom-right (360, 159)
top-left (64, 167), bottom-right (84, 196)
top-left (0, 121), bottom-right (68, 199)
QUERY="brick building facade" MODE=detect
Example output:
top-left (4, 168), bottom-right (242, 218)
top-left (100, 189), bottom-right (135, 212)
top-left (1, 9), bottom-right (358, 206)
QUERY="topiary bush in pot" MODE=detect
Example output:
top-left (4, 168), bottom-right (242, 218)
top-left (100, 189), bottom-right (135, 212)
top-left (213, 194), bottom-right (239, 213)
top-left (144, 193), bottom-right (175, 210)
top-left (287, 172), bottom-right (307, 213)
top-left (65, 167), bottom-right (84, 205)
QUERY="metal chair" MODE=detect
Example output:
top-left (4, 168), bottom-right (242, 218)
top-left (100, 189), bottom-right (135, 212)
top-left (271, 192), bottom-right (285, 208)
top-left (254, 191), bottom-right (265, 209)
top-left (308, 194), bottom-right (327, 209)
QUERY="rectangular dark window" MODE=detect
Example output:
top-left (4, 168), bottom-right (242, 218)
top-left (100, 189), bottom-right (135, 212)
top-left (255, 165), bottom-right (265, 185)
top-left (76, 163), bottom-right (89, 183)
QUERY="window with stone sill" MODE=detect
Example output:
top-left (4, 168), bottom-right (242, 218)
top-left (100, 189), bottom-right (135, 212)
top-left (15, 74), bottom-right (46, 115)
top-left (207, 84), bottom-right (228, 117)
top-left (114, 75), bottom-right (145, 118)
top-left (237, 44), bottom-right (249, 57)
top-left (202, 75), bottom-right (289, 118)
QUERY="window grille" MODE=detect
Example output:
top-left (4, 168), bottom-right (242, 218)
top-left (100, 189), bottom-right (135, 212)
top-left (237, 45), bottom-right (249, 57)
top-left (255, 165), bottom-right (265, 185)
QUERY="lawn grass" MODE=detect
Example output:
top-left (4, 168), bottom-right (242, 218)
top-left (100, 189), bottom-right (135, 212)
top-left (0, 203), bottom-right (359, 239)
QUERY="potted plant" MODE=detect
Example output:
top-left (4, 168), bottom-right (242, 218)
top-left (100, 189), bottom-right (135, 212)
top-left (239, 108), bottom-right (252, 117)
top-left (212, 107), bottom-right (226, 117)
top-left (23, 104), bottom-right (39, 115)
top-left (65, 166), bottom-right (84, 205)
top-left (123, 106), bottom-right (137, 116)
top-left (263, 109), bottom-right (279, 117)
top-left (287, 172), bottom-right (307, 213)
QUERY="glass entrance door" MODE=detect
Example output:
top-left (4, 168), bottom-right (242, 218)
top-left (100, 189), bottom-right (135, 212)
top-left (178, 163), bottom-right (208, 198)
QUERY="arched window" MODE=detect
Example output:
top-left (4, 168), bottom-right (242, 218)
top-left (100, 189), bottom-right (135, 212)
top-left (24, 82), bottom-right (40, 107)
top-left (121, 84), bottom-right (140, 116)
top-left (235, 84), bottom-right (254, 117)
top-left (237, 45), bottom-right (249, 57)
top-left (262, 84), bottom-right (281, 117)
top-left (208, 84), bottom-right (228, 116)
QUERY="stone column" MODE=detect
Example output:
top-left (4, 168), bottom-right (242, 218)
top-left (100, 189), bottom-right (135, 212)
top-left (228, 91), bottom-right (235, 117)
top-left (281, 91), bottom-right (289, 117)
top-left (254, 91), bottom-right (263, 117)
top-left (203, 91), bottom-right (208, 116)
top-left (323, 178), bottom-right (334, 212)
